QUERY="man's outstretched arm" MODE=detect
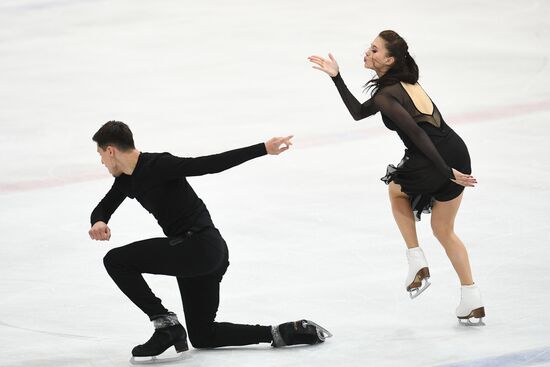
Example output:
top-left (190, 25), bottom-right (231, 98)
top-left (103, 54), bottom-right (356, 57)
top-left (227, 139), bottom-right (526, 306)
top-left (155, 135), bottom-right (293, 178)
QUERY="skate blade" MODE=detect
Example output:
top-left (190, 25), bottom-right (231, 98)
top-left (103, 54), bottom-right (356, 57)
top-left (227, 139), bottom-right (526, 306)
top-left (130, 353), bottom-right (185, 365)
top-left (408, 279), bottom-right (431, 299)
top-left (303, 320), bottom-right (333, 341)
top-left (458, 317), bottom-right (486, 327)
top-left (458, 307), bottom-right (486, 327)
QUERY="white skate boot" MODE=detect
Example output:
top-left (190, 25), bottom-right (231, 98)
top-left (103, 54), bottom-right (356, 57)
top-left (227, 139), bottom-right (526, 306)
top-left (456, 284), bottom-right (485, 326)
top-left (405, 247), bottom-right (431, 299)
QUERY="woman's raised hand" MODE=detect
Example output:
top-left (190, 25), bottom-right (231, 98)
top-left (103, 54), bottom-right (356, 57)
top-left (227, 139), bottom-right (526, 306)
top-left (308, 53), bottom-right (339, 77)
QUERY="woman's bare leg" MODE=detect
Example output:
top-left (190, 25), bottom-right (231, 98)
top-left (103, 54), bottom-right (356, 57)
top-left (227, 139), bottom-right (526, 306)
top-left (388, 182), bottom-right (418, 248)
top-left (389, 182), bottom-right (431, 297)
top-left (431, 193), bottom-right (474, 285)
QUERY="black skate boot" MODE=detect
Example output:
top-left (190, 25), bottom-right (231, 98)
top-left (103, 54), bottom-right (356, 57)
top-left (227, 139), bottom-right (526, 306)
top-left (271, 319), bottom-right (332, 347)
top-left (130, 312), bottom-right (188, 365)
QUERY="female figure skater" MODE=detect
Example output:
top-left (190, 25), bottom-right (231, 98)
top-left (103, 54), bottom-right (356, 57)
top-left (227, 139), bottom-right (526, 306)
top-left (308, 30), bottom-right (485, 326)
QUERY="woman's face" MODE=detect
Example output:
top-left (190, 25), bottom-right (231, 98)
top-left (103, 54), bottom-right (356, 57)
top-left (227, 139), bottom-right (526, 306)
top-left (364, 36), bottom-right (394, 75)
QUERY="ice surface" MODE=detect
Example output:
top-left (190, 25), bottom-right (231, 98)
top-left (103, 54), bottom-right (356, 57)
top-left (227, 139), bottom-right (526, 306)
top-left (1, 1), bottom-right (550, 366)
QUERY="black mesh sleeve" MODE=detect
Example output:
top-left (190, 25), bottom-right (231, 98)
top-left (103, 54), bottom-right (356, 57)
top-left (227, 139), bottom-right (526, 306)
top-left (331, 73), bottom-right (379, 121)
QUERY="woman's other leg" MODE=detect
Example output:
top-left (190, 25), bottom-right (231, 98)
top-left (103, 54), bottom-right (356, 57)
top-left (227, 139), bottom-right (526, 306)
top-left (430, 193), bottom-right (474, 285)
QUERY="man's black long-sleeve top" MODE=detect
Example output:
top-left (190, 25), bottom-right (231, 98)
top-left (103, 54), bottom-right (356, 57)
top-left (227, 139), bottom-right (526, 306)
top-left (90, 143), bottom-right (267, 237)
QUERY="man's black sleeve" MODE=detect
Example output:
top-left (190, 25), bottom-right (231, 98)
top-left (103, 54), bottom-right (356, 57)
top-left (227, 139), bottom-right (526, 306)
top-left (154, 143), bottom-right (268, 179)
top-left (90, 183), bottom-right (126, 225)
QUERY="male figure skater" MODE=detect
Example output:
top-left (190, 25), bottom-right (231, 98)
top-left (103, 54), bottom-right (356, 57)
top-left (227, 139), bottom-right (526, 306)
top-left (89, 121), bottom-right (331, 363)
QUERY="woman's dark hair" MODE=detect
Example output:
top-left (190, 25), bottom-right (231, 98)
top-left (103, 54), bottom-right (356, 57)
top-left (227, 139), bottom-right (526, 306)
top-left (365, 30), bottom-right (419, 95)
top-left (92, 120), bottom-right (135, 151)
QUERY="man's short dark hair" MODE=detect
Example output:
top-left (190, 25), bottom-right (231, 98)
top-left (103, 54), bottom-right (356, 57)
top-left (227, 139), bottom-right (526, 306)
top-left (92, 120), bottom-right (135, 151)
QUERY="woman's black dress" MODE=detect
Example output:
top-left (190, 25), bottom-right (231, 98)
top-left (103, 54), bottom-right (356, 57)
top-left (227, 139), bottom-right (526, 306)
top-left (330, 73), bottom-right (471, 220)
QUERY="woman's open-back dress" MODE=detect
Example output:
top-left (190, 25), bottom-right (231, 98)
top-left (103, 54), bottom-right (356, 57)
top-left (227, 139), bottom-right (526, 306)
top-left (330, 73), bottom-right (471, 220)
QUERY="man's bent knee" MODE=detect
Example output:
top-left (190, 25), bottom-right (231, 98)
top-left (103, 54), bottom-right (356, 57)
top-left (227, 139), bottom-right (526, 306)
top-left (187, 324), bottom-right (217, 349)
top-left (188, 334), bottom-right (215, 349)
top-left (103, 247), bottom-right (124, 270)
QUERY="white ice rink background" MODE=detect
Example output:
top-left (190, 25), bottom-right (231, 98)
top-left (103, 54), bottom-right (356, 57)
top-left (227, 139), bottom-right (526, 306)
top-left (1, 1), bottom-right (550, 366)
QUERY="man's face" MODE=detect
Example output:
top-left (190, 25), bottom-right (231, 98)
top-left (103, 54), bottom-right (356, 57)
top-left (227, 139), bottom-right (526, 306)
top-left (97, 145), bottom-right (122, 177)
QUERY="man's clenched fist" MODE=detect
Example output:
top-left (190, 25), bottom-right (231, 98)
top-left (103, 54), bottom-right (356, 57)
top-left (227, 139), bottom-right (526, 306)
top-left (89, 221), bottom-right (111, 241)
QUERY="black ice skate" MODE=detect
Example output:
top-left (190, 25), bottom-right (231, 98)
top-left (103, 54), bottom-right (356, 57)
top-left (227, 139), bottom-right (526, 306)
top-left (130, 312), bottom-right (189, 365)
top-left (271, 319), bottom-right (332, 347)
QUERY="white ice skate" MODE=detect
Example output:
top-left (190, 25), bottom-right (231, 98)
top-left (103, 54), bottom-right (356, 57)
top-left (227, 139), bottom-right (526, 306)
top-left (405, 247), bottom-right (431, 299)
top-left (456, 284), bottom-right (485, 326)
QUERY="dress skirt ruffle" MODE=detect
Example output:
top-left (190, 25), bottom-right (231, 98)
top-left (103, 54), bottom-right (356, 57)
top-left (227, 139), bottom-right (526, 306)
top-left (381, 148), bottom-right (467, 221)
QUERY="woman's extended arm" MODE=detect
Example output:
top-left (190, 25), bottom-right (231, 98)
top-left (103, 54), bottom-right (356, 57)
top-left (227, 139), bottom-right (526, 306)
top-left (331, 73), bottom-right (379, 120)
top-left (308, 54), bottom-right (378, 120)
